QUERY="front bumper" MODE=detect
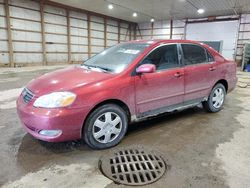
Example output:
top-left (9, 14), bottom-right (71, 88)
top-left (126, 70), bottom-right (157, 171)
top-left (16, 96), bottom-right (89, 142)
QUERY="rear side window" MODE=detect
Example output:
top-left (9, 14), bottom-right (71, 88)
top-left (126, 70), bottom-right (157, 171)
top-left (181, 44), bottom-right (207, 65)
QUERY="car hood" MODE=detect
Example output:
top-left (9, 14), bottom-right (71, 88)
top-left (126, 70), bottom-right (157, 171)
top-left (27, 66), bottom-right (114, 96)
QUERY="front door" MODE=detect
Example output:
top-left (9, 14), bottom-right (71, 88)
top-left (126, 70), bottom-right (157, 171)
top-left (134, 44), bottom-right (184, 116)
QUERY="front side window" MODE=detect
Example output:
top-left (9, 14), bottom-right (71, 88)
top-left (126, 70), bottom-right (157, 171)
top-left (82, 43), bottom-right (150, 73)
top-left (181, 44), bottom-right (207, 65)
top-left (141, 44), bottom-right (179, 71)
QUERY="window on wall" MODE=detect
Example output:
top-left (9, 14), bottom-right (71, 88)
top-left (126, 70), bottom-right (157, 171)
top-left (181, 44), bottom-right (207, 65)
top-left (141, 44), bottom-right (179, 70)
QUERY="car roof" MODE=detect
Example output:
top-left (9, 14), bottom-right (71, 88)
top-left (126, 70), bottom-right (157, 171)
top-left (128, 39), bottom-right (205, 45)
top-left (127, 39), bottom-right (220, 55)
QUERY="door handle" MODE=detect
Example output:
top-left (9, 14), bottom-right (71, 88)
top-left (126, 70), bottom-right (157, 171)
top-left (174, 72), bottom-right (184, 78)
top-left (209, 67), bottom-right (216, 71)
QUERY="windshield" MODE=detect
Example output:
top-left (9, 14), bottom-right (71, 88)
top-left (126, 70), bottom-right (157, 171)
top-left (82, 43), bottom-right (150, 73)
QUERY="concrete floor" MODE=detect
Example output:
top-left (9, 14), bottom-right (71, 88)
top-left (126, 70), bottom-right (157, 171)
top-left (0, 66), bottom-right (250, 188)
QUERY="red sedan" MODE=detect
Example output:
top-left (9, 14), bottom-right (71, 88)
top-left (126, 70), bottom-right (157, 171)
top-left (17, 40), bottom-right (237, 149)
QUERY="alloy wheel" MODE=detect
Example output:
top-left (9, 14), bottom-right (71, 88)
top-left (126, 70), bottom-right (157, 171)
top-left (92, 112), bottom-right (122, 143)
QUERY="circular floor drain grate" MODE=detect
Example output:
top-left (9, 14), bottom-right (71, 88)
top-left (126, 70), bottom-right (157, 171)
top-left (99, 147), bottom-right (167, 186)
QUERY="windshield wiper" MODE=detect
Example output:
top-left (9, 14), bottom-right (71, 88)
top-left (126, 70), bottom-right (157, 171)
top-left (82, 64), bottom-right (113, 73)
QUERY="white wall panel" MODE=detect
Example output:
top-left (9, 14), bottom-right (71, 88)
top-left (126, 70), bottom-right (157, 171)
top-left (139, 22), bottom-right (151, 30)
top-left (1, 0), bottom-right (135, 65)
top-left (0, 53), bottom-right (9, 64)
top-left (46, 44), bottom-right (67, 52)
top-left (91, 22), bottom-right (104, 31)
top-left (70, 11), bottom-right (87, 20)
top-left (70, 28), bottom-right (87, 37)
top-left (71, 53), bottom-right (88, 62)
top-left (107, 33), bottom-right (117, 40)
top-left (154, 28), bottom-right (170, 35)
top-left (107, 25), bottom-right (118, 33)
top-left (44, 5), bottom-right (66, 16)
top-left (11, 19), bottom-right (41, 31)
top-left (0, 41), bottom-right (8, 51)
top-left (240, 24), bottom-right (250, 31)
top-left (71, 36), bottom-right (88, 45)
top-left (10, 6), bottom-right (40, 21)
top-left (107, 40), bottom-right (117, 47)
top-left (107, 19), bottom-right (117, 26)
top-left (173, 20), bottom-right (185, 27)
top-left (0, 4), bottom-right (5, 16)
top-left (173, 28), bottom-right (185, 34)
top-left (120, 28), bottom-right (128, 35)
top-left (0, 29), bottom-right (7, 40)
top-left (172, 35), bottom-right (182, 39)
top-left (91, 30), bottom-right (104, 38)
top-left (140, 29), bottom-right (151, 36)
top-left (12, 30), bottom-right (41, 41)
top-left (14, 53), bottom-right (43, 63)
top-left (70, 18), bottom-right (87, 28)
top-left (0, 16), bottom-right (6, 27)
top-left (186, 20), bottom-right (238, 60)
top-left (44, 13), bottom-right (66, 25)
top-left (91, 16), bottom-right (104, 23)
top-left (13, 42), bottom-right (42, 52)
top-left (91, 38), bottom-right (104, 46)
top-left (47, 53), bottom-right (67, 62)
top-left (120, 23), bottom-right (129, 28)
top-left (71, 45), bottom-right (88, 52)
top-left (239, 32), bottom-right (250, 39)
top-left (92, 46), bottom-right (104, 53)
top-left (45, 34), bottom-right (66, 43)
top-left (45, 24), bottom-right (67, 34)
top-left (10, 0), bottom-right (39, 10)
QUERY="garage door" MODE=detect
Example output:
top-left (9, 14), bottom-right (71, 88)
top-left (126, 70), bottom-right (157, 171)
top-left (186, 20), bottom-right (239, 60)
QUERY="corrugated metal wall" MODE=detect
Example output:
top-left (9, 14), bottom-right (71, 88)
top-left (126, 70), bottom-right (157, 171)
top-left (0, 0), bottom-right (135, 67)
top-left (137, 20), bottom-right (186, 40)
top-left (236, 14), bottom-right (250, 62)
top-left (137, 15), bottom-right (250, 62)
top-left (0, 0), bottom-right (9, 64)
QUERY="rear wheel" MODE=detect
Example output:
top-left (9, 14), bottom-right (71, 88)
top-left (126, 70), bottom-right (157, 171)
top-left (203, 83), bottom-right (226, 113)
top-left (83, 104), bottom-right (128, 149)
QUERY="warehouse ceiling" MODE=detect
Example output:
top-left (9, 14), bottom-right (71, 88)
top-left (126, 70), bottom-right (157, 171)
top-left (51, 0), bottom-right (250, 22)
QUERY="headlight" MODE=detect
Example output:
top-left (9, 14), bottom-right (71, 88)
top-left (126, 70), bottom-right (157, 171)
top-left (33, 92), bottom-right (76, 108)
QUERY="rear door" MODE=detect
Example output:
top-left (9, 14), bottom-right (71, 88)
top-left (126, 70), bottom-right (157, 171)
top-left (134, 44), bottom-right (184, 116)
top-left (181, 44), bottom-right (217, 102)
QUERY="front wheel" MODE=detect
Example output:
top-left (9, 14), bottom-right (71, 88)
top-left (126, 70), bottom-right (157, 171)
top-left (202, 83), bottom-right (226, 113)
top-left (83, 104), bottom-right (128, 149)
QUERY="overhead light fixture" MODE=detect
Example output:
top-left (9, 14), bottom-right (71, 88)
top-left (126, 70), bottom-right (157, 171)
top-left (108, 4), bottom-right (114, 10)
top-left (133, 12), bottom-right (137, 17)
top-left (150, 18), bottom-right (155, 22)
top-left (197, 8), bottom-right (205, 14)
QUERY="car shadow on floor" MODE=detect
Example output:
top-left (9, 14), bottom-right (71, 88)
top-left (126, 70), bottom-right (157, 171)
top-left (17, 106), bottom-right (205, 155)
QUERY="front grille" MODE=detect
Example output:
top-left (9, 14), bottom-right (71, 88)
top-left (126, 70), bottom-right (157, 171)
top-left (22, 88), bottom-right (34, 103)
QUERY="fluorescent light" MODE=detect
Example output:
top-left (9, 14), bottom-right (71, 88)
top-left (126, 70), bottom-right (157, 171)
top-left (108, 4), bottom-right (113, 9)
top-left (197, 8), bottom-right (205, 14)
top-left (133, 12), bottom-right (137, 17)
top-left (150, 18), bottom-right (155, 22)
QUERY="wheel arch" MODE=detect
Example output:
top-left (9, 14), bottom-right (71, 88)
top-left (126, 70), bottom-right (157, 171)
top-left (214, 79), bottom-right (228, 93)
top-left (81, 99), bottom-right (131, 137)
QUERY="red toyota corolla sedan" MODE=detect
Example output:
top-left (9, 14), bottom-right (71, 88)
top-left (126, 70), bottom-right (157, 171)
top-left (17, 40), bottom-right (237, 149)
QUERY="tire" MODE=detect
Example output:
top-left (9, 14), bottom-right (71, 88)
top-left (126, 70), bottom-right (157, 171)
top-left (202, 83), bottom-right (226, 113)
top-left (83, 104), bottom-right (128, 149)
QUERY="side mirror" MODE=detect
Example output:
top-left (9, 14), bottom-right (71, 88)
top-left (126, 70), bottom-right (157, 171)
top-left (136, 64), bottom-right (156, 74)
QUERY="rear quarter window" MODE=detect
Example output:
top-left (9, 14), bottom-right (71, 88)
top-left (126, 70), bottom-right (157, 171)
top-left (181, 44), bottom-right (208, 65)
